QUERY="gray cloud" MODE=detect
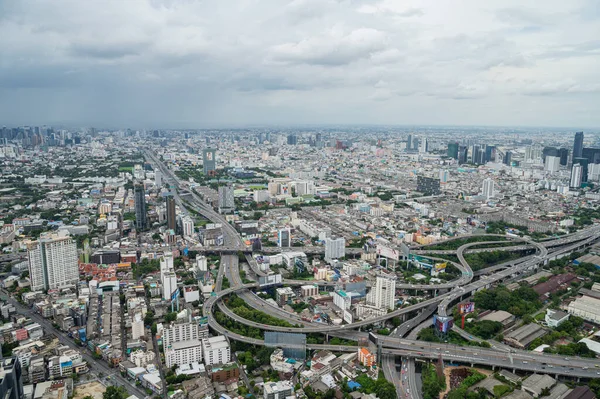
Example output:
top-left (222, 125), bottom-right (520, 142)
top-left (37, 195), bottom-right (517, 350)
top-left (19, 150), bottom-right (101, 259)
top-left (0, 0), bottom-right (598, 127)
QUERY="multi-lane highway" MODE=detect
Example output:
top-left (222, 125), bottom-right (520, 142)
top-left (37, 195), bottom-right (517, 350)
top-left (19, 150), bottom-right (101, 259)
top-left (146, 147), bottom-right (600, 396)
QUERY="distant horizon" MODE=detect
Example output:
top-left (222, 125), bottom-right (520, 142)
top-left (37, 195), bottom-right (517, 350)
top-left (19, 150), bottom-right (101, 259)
top-left (3, 122), bottom-right (600, 133)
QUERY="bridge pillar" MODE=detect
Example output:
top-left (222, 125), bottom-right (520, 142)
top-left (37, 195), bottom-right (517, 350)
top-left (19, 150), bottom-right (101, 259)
top-left (325, 334), bottom-right (329, 343)
top-left (513, 369), bottom-right (516, 374)
top-left (492, 365), bottom-right (495, 371)
top-left (471, 363), bottom-right (474, 367)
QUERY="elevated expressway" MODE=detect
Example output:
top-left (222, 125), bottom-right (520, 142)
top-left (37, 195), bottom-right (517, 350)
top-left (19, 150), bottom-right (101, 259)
top-left (144, 149), bottom-right (600, 386)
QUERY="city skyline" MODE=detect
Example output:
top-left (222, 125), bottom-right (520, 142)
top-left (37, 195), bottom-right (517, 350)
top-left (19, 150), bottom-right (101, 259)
top-left (1, 1), bottom-right (599, 127)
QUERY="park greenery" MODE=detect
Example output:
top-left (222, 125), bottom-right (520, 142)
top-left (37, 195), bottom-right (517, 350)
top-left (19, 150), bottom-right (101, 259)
top-left (426, 235), bottom-right (508, 250)
top-left (473, 285), bottom-right (542, 317)
top-left (422, 363), bottom-right (445, 399)
top-left (418, 328), bottom-right (491, 348)
top-left (354, 373), bottom-right (397, 399)
top-left (225, 294), bottom-right (297, 328)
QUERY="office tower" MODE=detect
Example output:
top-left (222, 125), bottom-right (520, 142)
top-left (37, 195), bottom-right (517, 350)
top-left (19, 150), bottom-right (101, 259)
top-left (573, 157), bottom-right (589, 182)
top-left (485, 145), bottom-right (496, 163)
top-left (287, 134), bottom-right (297, 145)
top-left (503, 151), bottom-right (512, 166)
top-left (439, 169), bottom-right (449, 184)
top-left (134, 183), bottom-right (147, 230)
top-left (196, 255), bottom-right (208, 272)
top-left (407, 134), bottom-right (412, 150)
top-left (166, 196), bottom-right (176, 231)
top-left (544, 156), bottom-right (561, 173)
top-left (419, 138), bottom-right (428, 153)
top-left (366, 273), bottom-right (396, 311)
top-left (570, 164), bottom-right (583, 189)
top-left (155, 170), bottom-right (162, 188)
top-left (412, 137), bottom-right (420, 151)
top-left (162, 271), bottom-right (178, 301)
top-left (417, 176), bottom-right (441, 195)
top-left (278, 229), bottom-right (291, 248)
top-left (325, 237), bottom-right (345, 262)
top-left (217, 185), bottom-right (235, 214)
top-left (447, 142), bottom-right (459, 159)
top-left (542, 146), bottom-right (559, 162)
top-left (582, 147), bottom-right (600, 164)
top-left (0, 358), bottom-right (24, 399)
top-left (482, 178), bottom-right (494, 199)
top-left (202, 148), bottom-right (216, 175)
top-left (28, 235), bottom-right (78, 291)
top-left (458, 145), bottom-right (468, 164)
top-left (557, 148), bottom-right (569, 166)
top-left (574, 131), bottom-right (584, 159)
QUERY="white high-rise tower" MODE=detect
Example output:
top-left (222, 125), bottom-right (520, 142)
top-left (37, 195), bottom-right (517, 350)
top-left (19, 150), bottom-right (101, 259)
top-left (366, 273), bottom-right (396, 311)
top-left (28, 235), bottom-right (78, 291)
top-left (482, 178), bottom-right (494, 199)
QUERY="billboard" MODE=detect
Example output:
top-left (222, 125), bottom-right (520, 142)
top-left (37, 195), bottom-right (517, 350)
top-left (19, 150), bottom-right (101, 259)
top-left (459, 302), bottom-right (475, 314)
top-left (171, 288), bottom-right (180, 302)
top-left (343, 310), bottom-right (353, 324)
top-left (258, 274), bottom-right (283, 287)
top-left (400, 242), bottom-right (410, 258)
top-left (376, 245), bottom-right (400, 261)
top-left (255, 255), bottom-right (270, 264)
top-left (410, 255), bottom-right (434, 268)
top-left (198, 316), bottom-right (209, 326)
top-left (434, 262), bottom-right (447, 272)
top-left (215, 235), bottom-right (224, 246)
top-left (433, 315), bottom-right (453, 333)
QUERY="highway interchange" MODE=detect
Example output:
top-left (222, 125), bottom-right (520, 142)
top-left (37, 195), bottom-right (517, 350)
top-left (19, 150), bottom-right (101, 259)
top-left (147, 148), bottom-right (600, 398)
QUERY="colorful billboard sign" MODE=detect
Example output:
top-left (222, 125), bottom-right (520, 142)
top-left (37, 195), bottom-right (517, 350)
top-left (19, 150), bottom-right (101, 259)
top-left (377, 245), bottom-right (400, 261)
top-left (459, 302), bottom-right (475, 314)
top-left (433, 315), bottom-right (453, 333)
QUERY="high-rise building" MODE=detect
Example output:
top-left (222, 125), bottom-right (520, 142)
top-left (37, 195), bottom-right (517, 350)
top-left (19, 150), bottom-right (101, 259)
top-left (447, 142), bottom-right (459, 159)
top-left (482, 178), bottom-right (494, 199)
top-left (162, 271), bottom-right (178, 301)
top-left (419, 138), bottom-right (428, 153)
top-left (180, 215), bottom-right (194, 237)
top-left (439, 169), bottom-right (449, 184)
top-left (570, 164), bottom-right (583, 189)
top-left (163, 321), bottom-right (209, 368)
top-left (417, 176), bottom-right (441, 195)
top-left (203, 148), bottom-right (216, 176)
top-left (202, 335), bottom-right (231, 367)
top-left (525, 145), bottom-right (542, 163)
top-left (558, 148), bottom-right (569, 166)
top-left (458, 145), bottom-right (468, 164)
top-left (544, 156), bottom-right (561, 173)
top-left (28, 235), bottom-right (78, 291)
top-left (366, 273), bottom-right (396, 311)
top-left (0, 358), bottom-right (24, 399)
top-left (573, 157), bottom-right (589, 183)
top-left (218, 185), bottom-right (235, 214)
top-left (503, 151), bottom-right (512, 166)
top-left (166, 196), bottom-right (176, 231)
top-left (155, 170), bottom-right (162, 188)
top-left (287, 134), bottom-right (298, 145)
top-left (134, 183), bottom-right (147, 230)
top-left (406, 134), bottom-right (413, 150)
top-left (278, 229), bottom-right (291, 248)
top-left (485, 145), bottom-right (496, 163)
top-left (325, 237), bottom-right (345, 262)
top-left (160, 252), bottom-right (174, 281)
top-left (573, 131), bottom-right (584, 159)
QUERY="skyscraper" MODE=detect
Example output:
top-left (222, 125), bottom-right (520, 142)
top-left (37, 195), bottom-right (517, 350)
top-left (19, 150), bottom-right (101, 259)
top-left (202, 148), bottom-right (216, 176)
top-left (134, 183), bottom-right (147, 230)
top-left (573, 157), bottom-right (589, 183)
top-left (366, 273), bottom-right (396, 311)
top-left (28, 235), bottom-right (79, 291)
top-left (287, 134), bottom-right (298, 145)
top-left (485, 145), bottom-right (496, 163)
top-left (544, 156), bottom-right (561, 173)
top-left (482, 178), bottom-right (494, 199)
top-left (407, 134), bottom-right (413, 150)
top-left (278, 229), bottom-right (291, 248)
top-left (573, 132), bottom-right (584, 159)
top-left (419, 138), bottom-right (428, 153)
top-left (155, 170), bottom-right (162, 188)
top-left (570, 164), bottom-right (583, 189)
top-left (0, 358), bottom-right (24, 399)
top-left (325, 237), bottom-right (345, 262)
top-left (558, 148), bottom-right (569, 166)
top-left (217, 185), bottom-right (235, 214)
top-left (503, 151), bottom-right (512, 166)
top-left (458, 145), bottom-right (468, 164)
top-left (166, 196), bottom-right (176, 231)
top-left (447, 142), bottom-right (459, 159)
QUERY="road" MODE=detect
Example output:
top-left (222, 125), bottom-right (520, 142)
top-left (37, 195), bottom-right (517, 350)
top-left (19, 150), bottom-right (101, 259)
top-left (1, 290), bottom-right (148, 399)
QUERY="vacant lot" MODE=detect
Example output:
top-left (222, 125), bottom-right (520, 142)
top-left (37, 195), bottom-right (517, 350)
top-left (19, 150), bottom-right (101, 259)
top-left (74, 382), bottom-right (105, 399)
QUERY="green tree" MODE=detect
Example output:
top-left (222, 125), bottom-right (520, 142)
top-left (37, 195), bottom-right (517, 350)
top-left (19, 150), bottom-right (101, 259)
top-left (103, 386), bottom-right (128, 399)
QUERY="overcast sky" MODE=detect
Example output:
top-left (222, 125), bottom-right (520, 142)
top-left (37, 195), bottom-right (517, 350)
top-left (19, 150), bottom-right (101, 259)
top-left (1, 0), bottom-right (599, 128)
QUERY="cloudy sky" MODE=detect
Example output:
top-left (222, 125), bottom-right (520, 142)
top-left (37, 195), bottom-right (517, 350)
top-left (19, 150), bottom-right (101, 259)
top-left (1, 0), bottom-right (599, 128)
